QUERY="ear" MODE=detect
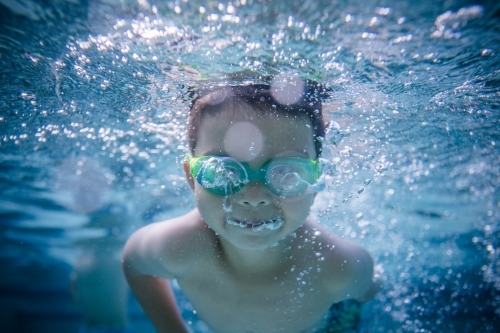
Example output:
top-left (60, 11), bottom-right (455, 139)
top-left (184, 161), bottom-right (195, 191)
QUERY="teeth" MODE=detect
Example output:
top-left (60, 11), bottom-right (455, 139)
top-left (252, 223), bottom-right (266, 232)
top-left (226, 216), bottom-right (283, 232)
top-left (268, 216), bottom-right (283, 230)
top-left (226, 218), bottom-right (240, 227)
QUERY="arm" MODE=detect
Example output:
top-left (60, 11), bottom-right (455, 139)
top-left (347, 246), bottom-right (380, 302)
top-left (354, 277), bottom-right (382, 302)
top-left (355, 263), bottom-right (383, 302)
top-left (123, 270), bottom-right (191, 333)
top-left (327, 238), bottom-right (380, 303)
top-left (122, 220), bottom-right (192, 333)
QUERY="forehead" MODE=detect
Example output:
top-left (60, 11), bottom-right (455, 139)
top-left (194, 107), bottom-right (316, 162)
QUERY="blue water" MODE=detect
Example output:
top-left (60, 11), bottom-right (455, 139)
top-left (0, 0), bottom-right (499, 332)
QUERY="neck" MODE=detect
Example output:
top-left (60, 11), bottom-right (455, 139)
top-left (218, 237), bottom-right (292, 277)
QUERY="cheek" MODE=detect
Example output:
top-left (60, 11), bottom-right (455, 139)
top-left (195, 188), bottom-right (225, 216)
top-left (280, 194), bottom-right (314, 217)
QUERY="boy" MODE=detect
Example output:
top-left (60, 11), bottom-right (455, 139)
top-left (122, 84), bottom-right (379, 333)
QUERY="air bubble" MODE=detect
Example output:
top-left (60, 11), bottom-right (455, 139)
top-left (223, 195), bottom-right (233, 213)
top-left (280, 172), bottom-right (303, 190)
top-left (252, 223), bottom-right (265, 232)
top-left (481, 49), bottom-right (493, 56)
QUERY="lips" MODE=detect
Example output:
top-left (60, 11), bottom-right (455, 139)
top-left (226, 216), bottom-right (284, 232)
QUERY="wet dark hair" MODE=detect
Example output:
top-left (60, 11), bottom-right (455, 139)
top-left (187, 83), bottom-right (325, 158)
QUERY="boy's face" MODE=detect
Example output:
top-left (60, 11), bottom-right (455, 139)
top-left (187, 107), bottom-right (317, 251)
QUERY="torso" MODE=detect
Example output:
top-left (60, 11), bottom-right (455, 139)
top-left (172, 216), bottom-right (347, 333)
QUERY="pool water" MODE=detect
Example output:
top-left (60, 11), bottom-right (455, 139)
top-left (0, 0), bottom-right (499, 332)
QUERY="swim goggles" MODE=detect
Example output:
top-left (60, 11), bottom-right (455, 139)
top-left (186, 155), bottom-right (323, 197)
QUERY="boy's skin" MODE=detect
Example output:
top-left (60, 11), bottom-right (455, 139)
top-left (122, 104), bottom-right (378, 333)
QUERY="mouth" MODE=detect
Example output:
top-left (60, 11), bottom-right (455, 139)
top-left (226, 216), bottom-right (284, 232)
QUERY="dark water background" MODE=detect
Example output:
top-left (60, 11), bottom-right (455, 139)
top-left (1, 0), bottom-right (499, 332)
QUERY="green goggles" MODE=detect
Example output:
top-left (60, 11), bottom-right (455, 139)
top-left (186, 155), bottom-right (322, 197)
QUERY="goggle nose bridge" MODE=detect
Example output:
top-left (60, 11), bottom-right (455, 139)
top-left (242, 165), bottom-right (269, 184)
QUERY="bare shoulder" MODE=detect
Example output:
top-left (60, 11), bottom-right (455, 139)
top-left (122, 209), bottom-right (216, 279)
top-left (300, 219), bottom-right (374, 302)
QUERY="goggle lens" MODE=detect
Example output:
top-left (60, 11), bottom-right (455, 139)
top-left (266, 161), bottom-right (316, 196)
top-left (195, 157), bottom-right (248, 194)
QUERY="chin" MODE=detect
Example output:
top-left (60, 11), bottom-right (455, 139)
top-left (223, 229), bottom-right (281, 251)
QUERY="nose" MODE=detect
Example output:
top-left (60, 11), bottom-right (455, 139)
top-left (234, 182), bottom-right (272, 207)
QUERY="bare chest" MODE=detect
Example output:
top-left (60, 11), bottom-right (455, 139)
top-left (177, 267), bottom-right (334, 333)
